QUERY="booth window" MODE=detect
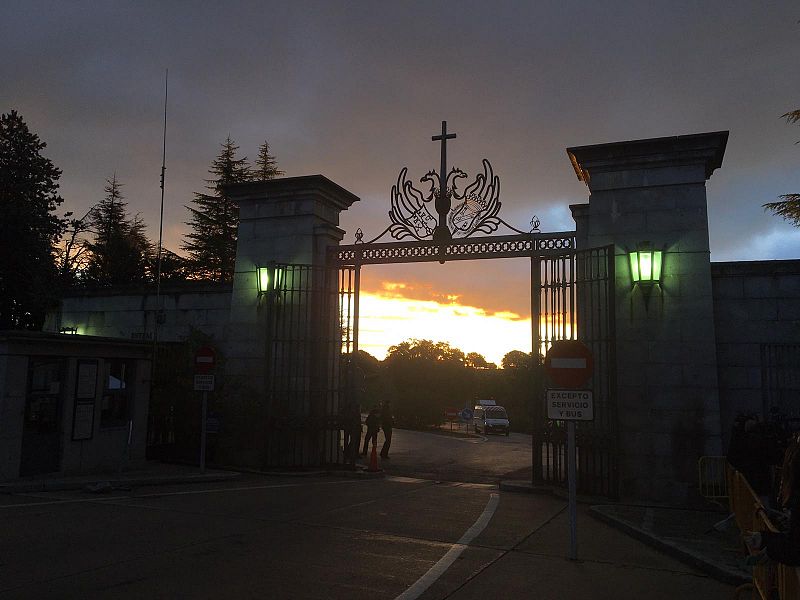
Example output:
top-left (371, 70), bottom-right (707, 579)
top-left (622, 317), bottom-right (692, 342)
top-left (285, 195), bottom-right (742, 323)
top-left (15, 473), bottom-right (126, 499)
top-left (25, 358), bottom-right (64, 433)
top-left (101, 360), bottom-right (132, 427)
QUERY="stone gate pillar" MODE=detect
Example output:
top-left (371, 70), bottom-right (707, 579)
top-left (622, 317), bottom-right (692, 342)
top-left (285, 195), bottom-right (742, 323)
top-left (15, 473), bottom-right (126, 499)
top-left (221, 176), bottom-right (358, 465)
top-left (568, 132), bottom-right (728, 503)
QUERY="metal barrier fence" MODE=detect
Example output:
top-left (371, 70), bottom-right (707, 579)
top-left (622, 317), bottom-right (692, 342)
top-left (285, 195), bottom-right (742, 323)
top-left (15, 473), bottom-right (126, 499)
top-left (726, 464), bottom-right (800, 599)
top-left (698, 455), bottom-right (729, 509)
top-left (761, 343), bottom-right (800, 421)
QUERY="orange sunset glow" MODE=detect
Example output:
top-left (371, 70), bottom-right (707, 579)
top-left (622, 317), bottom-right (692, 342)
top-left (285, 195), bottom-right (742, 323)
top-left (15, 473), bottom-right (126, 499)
top-left (356, 281), bottom-right (533, 365)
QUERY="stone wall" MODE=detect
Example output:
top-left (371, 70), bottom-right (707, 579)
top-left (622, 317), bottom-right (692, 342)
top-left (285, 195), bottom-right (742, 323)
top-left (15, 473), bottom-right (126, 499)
top-left (222, 176), bottom-right (357, 411)
top-left (44, 282), bottom-right (232, 344)
top-left (712, 259), bottom-right (800, 446)
top-left (568, 132), bottom-right (728, 503)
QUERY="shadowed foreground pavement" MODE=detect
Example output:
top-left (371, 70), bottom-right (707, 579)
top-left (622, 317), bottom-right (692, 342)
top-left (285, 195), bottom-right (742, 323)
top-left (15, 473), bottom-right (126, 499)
top-left (0, 473), bottom-right (733, 599)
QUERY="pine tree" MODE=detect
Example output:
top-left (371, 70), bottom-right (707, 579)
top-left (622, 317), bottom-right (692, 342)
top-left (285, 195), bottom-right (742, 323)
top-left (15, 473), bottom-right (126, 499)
top-left (0, 110), bottom-right (66, 329)
top-left (157, 248), bottom-right (191, 282)
top-left (764, 109), bottom-right (800, 225)
top-left (182, 137), bottom-right (251, 281)
top-left (253, 140), bottom-right (284, 180)
top-left (56, 206), bottom-right (94, 287)
top-left (84, 174), bottom-right (153, 286)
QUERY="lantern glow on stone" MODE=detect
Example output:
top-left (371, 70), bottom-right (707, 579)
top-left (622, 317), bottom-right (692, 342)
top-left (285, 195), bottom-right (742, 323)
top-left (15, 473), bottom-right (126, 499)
top-left (629, 243), bottom-right (663, 285)
top-left (257, 266), bottom-right (270, 295)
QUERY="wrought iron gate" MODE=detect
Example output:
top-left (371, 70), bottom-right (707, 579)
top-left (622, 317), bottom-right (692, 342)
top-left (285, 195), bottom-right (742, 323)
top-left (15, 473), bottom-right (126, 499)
top-left (330, 234), bottom-right (618, 497)
top-left (533, 246), bottom-right (617, 497)
top-left (258, 126), bottom-right (618, 490)
top-left (260, 263), bottom-right (355, 467)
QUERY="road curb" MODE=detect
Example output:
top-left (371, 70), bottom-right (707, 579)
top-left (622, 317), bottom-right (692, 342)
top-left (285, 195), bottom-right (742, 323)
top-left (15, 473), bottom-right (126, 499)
top-left (589, 505), bottom-right (750, 586)
top-left (333, 469), bottom-right (386, 479)
top-left (499, 480), bottom-right (555, 495)
top-left (0, 471), bottom-right (240, 494)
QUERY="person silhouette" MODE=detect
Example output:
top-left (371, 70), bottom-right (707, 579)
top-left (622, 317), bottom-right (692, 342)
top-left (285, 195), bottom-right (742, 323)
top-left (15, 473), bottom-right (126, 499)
top-left (362, 408), bottom-right (380, 456)
top-left (380, 400), bottom-right (393, 459)
top-left (347, 401), bottom-right (361, 465)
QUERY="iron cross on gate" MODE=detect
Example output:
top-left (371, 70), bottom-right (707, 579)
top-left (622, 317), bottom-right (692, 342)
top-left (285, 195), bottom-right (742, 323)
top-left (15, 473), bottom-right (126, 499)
top-left (432, 120), bottom-right (457, 242)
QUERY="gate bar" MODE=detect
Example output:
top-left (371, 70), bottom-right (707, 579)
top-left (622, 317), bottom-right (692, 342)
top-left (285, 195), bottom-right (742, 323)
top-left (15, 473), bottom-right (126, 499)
top-left (531, 255), bottom-right (542, 485)
top-left (353, 265), bottom-right (361, 356)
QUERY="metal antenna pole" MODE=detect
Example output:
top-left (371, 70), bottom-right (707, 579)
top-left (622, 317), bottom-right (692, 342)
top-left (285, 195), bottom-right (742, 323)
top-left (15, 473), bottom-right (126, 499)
top-left (155, 69), bottom-right (168, 311)
top-left (151, 69), bottom-right (168, 353)
top-left (151, 69), bottom-right (168, 385)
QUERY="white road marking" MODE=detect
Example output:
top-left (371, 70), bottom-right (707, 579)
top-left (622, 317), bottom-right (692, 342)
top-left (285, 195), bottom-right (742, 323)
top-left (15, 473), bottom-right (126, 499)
top-left (395, 492), bottom-right (500, 600)
top-left (0, 479), bottom-right (368, 509)
top-left (451, 435), bottom-right (487, 444)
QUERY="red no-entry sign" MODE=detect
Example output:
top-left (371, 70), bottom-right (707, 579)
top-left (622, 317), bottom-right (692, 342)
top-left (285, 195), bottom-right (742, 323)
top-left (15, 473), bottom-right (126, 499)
top-left (194, 345), bottom-right (216, 374)
top-left (544, 340), bottom-right (593, 389)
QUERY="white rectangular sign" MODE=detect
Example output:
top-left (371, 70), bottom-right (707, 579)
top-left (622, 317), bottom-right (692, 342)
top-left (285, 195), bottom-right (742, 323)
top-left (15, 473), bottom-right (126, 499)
top-left (549, 358), bottom-right (587, 370)
top-left (546, 389), bottom-right (593, 421)
top-left (194, 374), bottom-right (215, 392)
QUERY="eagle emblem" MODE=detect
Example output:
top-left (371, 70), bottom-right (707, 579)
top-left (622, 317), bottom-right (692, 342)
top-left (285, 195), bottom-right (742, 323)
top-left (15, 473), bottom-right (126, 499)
top-left (387, 159), bottom-right (501, 241)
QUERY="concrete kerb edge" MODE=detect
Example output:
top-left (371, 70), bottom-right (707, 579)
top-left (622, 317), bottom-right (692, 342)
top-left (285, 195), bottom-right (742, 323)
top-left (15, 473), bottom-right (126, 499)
top-left (499, 480), bottom-right (612, 504)
top-left (588, 505), bottom-right (750, 586)
top-left (0, 471), bottom-right (241, 494)
top-left (499, 480), bottom-right (555, 495)
top-left (215, 465), bottom-right (385, 480)
top-left (330, 468), bottom-right (387, 479)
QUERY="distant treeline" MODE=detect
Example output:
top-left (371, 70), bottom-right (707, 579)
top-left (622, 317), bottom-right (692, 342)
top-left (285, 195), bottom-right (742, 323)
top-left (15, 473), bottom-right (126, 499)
top-left (354, 340), bottom-right (542, 433)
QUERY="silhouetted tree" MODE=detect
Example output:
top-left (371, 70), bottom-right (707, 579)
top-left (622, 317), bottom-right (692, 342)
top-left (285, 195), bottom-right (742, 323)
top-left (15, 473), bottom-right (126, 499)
top-left (501, 350), bottom-right (534, 370)
top-left (84, 175), bottom-right (153, 286)
top-left (157, 248), bottom-right (192, 282)
top-left (384, 339), bottom-right (470, 428)
top-left (0, 110), bottom-right (66, 329)
top-left (386, 339), bottom-right (466, 364)
top-left (764, 109), bottom-right (800, 225)
top-left (359, 340), bottom-right (541, 432)
top-left (465, 351), bottom-right (495, 370)
top-left (56, 206), bottom-right (94, 287)
top-left (352, 349), bottom-right (380, 374)
top-left (183, 137), bottom-right (251, 281)
top-left (252, 140), bottom-right (284, 180)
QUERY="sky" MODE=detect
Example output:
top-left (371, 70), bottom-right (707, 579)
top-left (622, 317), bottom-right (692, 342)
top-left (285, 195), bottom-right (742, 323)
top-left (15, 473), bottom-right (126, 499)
top-left (3, 2), bottom-right (800, 363)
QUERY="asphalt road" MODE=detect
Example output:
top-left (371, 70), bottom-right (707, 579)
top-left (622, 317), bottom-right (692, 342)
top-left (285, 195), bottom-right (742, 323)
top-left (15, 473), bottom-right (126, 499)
top-left (0, 471), bottom-right (733, 599)
top-left (363, 428), bottom-right (532, 483)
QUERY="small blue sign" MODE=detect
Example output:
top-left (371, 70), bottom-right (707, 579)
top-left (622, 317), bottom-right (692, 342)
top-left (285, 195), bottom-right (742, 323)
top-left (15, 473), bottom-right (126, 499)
top-left (459, 408), bottom-right (474, 422)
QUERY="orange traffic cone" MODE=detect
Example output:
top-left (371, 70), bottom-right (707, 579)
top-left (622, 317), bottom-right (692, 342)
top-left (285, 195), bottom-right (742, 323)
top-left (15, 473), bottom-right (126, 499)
top-left (368, 442), bottom-right (381, 472)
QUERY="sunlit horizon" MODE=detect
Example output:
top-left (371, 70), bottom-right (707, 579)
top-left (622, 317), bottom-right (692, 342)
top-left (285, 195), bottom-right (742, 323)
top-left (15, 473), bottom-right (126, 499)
top-left (355, 288), bottom-right (533, 366)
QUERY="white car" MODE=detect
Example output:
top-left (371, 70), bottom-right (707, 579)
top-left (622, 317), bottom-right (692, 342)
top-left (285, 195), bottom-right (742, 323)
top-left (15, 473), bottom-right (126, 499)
top-left (473, 405), bottom-right (510, 436)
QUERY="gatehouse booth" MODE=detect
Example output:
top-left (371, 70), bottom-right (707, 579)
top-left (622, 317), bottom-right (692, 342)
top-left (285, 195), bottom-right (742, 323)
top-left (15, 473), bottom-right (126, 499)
top-left (0, 331), bottom-right (151, 481)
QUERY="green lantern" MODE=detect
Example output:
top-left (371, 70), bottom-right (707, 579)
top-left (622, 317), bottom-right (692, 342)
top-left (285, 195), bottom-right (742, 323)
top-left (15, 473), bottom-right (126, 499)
top-left (629, 242), bottom-right (663, 285)
top-left (257, 264), bottom-right (283, 296)
top-left (257, 266), bottom-right (270, 295)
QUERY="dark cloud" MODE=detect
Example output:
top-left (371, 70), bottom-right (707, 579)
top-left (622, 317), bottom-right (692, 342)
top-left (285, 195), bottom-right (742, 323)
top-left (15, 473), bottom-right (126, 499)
top-left (3, 1), bottom-right (799, 314)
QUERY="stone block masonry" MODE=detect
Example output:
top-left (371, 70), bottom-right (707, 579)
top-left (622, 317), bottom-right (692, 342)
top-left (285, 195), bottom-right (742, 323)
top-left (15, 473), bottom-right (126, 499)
top-left (568, 131), bottom-right (728, 504)
top-left (712, 259), bottom-right (800, 446)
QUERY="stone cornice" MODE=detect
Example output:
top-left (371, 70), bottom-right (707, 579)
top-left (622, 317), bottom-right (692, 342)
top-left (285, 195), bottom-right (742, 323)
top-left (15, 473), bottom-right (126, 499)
top-left (223, 175), bottom-right (360, 212)
top-left (567, 131), bottom-right (729, 186)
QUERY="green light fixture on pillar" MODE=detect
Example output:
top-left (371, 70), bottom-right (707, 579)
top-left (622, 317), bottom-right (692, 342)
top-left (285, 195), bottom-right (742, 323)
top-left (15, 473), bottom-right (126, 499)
top-left (629, 242), bottom-right (663, 286)
top-left (256, 263), bottom-right (284, 297)
top-left (628, 242), bottom-right (663, 311)
top-left (257, 265), bottom-right (271, 296)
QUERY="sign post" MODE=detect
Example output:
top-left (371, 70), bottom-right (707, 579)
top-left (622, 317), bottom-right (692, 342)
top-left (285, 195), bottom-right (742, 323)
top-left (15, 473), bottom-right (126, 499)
top-left (194, 346), bottom-right (216, 474)
top-left (544, 340), bottom-right (594, 562)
